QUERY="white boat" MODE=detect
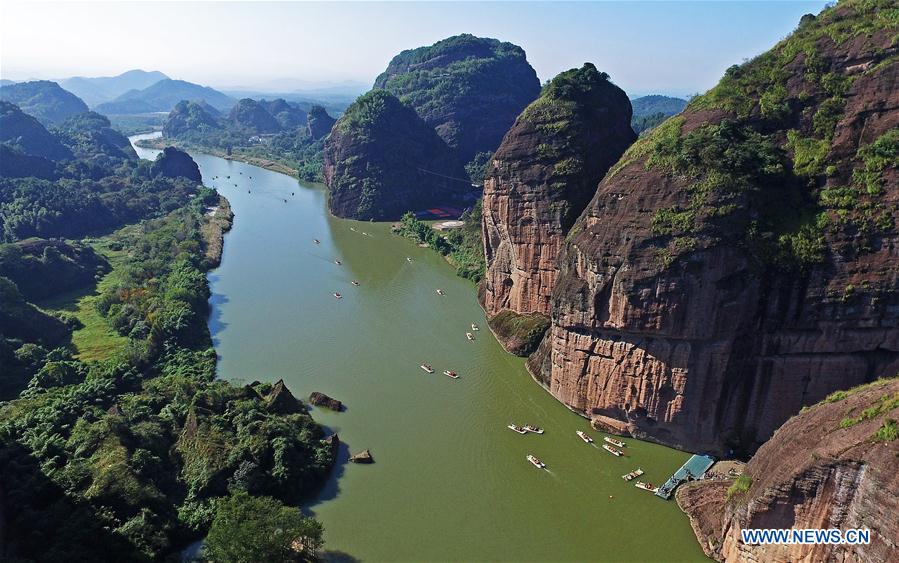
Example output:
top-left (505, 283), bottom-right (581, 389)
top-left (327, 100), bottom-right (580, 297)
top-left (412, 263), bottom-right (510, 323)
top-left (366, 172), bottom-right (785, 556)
top-left (622, 468), bottom-right (644, 481)
top-left (406, 257), bottom-right (414, 262)
top-left (604, 436), bottom-right (627, 448)
top-left (635, 481), bottom-right (659, 493)
top-left (333, 292), bottom-right (342, 299)
top-left (313, 239), bottom-right (320, 244)
top-left (602, 444), bottom-right (623, 456)
top-left (334, 259), bottom-right (342, 265)
top-left (523, 425), bottom-right (544, 434)
top-left (350, 227), bottom-right (357, 232)
top-left (466, 332), bottom-right (475, 340)
top-left (436, 289), bottom-right (445, 295)
top-left (576, 430), bottom-right (593, 443)
top-left (351, 281), bottom-right (361, 286)
top-left (420, 364), bottom-right (434, 373)
top-left (507, 424), bottom-right (527, 434)
top-left (443, 370), bottom-right (459, 379)
top-left (471, 323), bottom-right (480, 331)
top-left (526, 454), bottom-right (546, 469)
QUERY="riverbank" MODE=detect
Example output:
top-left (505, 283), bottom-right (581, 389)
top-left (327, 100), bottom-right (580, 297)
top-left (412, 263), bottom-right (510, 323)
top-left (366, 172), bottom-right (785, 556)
top-left (134, 136), bottom-right (299, 176)
top-left (201, 195), bottom-right (233, 267)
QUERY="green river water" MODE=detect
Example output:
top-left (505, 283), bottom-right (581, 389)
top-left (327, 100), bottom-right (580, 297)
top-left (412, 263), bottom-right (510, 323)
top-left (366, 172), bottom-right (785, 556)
top-left (132, 134), bottom-right (708, 562)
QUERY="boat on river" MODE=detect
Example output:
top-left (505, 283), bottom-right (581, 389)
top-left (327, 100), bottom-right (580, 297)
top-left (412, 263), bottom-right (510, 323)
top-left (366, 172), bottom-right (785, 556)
top-left (420, 364), bottom-right (434, 373)
top-left (508, 424), bottom-right (527, 434)
top-left (471, 323), bottom-right (479, 331)
top-left (443, 370), bottom-right (459, 379)
top-left (466, 332), bottom-right (475, 340)
top-left (313, 239), bottom-right (320, 244)
top-left (351, 281), bottom-right (360, 286)
top-left (622, 468), bottom-right (644, 481)
top-left (527, 454), bottom-right (546, 469)
top-left (335, 259), bottom-right (342, 265)
top-left (576, 430), bottom-right (593, 443)
top-left (333, 292), bottom-right (342, 299)
top-left (635, 481), bottom-right (659, 493)
top-left (406, 257), bottom-right (414, 262)
top-left (436, 289), bottom-right (445, 295)
top-left (604, 437), bottom-right (627, 448)
top-left (602, 444), bottom-right (623, 456)
top-left (523, 425), bottom-right (544, 434)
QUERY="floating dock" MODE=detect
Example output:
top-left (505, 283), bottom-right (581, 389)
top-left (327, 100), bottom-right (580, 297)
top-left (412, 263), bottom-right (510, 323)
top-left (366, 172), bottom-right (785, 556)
top-left (656, 454), bottom-right (715, 499)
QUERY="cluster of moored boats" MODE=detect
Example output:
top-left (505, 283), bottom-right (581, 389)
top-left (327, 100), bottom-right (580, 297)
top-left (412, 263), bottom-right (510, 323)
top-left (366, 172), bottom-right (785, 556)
top-left (507, 424), bottom-right (544, 435)
top-left (419, 364), bottom-right (461, 380)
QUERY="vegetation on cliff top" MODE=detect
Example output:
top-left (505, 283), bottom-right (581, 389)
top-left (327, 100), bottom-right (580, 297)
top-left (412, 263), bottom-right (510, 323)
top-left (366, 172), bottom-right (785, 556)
top-left (486, 309), bottom-right (550, 357)
top-left (394, 203), bottom-right (485, 282)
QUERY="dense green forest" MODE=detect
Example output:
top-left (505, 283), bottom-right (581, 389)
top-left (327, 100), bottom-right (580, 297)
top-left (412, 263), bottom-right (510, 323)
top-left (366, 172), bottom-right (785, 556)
top-left (394, 202), bottom-right (485, 282)
top-left (0, 102), bottom-right (334, 561)
top-left (155, 99), bottom-right (334, 182)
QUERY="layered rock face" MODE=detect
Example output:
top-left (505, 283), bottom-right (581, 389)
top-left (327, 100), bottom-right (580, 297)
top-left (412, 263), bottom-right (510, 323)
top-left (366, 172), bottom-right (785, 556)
top-left (679, 378), bottom-right (899, 562)
top-left (374, 34), bottom-right (540, 163)
top-left (530, 1), bottom-right (899, 453)
top-left (482, 64), bottom-right (636, 320)
top-left (323, 90), bottom-right (469, 220)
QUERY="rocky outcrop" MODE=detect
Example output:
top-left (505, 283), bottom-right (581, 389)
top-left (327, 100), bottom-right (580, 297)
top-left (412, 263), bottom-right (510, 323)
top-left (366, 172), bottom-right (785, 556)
top-left (482, 63), bottom-right (636, 323)
top-left (309, 392), bottom-right (343, 411)
top-left (323, 90), bottom-right (470, 220)
top-left (374, 34), bottom-right (540, 162)
top-left (306, 105), bottom-right (336, 140)
top-left (679, 378), bottom-right (899, 562)
top-left (349, 449), bottom-right (374, 464)
top-left (264, 379), bottom-right (303, 414)
top-left (530, 1), bottom-right (899, 454)
top-left (151, 147), bottom-right (202, 183)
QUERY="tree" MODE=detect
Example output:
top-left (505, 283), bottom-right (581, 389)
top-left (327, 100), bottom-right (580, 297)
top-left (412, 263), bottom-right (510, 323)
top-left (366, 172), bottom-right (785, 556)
top-left (204, 492), bottom-right (324, 562)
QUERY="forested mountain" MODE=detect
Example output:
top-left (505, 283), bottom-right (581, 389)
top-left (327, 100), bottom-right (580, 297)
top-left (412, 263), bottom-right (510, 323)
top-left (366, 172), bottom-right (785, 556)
top-left (95, 79), bottom-right (235, 114)
top-left (0, 80), bottom-right (90, 124)
top-left (60, 70), bottom-right (170, 107)
top-left (630, 94), bottom-right (688, 134)
top-left (0, 104), bottom-right (334, 560)
top-left (0, 101), bottom-right (72, 160)
top-left (374, 34), bottom-right (541, 164)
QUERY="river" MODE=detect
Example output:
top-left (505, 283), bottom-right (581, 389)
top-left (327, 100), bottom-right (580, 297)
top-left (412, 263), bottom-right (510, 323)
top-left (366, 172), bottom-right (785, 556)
top-left (131, 133), bottom-right (708, 562)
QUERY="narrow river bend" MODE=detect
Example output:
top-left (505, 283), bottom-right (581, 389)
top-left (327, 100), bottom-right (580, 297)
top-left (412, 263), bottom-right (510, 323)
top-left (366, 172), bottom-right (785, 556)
top-left (132, 133), bottom-right (708, 562)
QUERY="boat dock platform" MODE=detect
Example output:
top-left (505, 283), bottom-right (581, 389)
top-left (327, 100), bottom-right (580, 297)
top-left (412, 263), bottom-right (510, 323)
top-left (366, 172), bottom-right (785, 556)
top-left (656, 454), bottom-right (715, 500)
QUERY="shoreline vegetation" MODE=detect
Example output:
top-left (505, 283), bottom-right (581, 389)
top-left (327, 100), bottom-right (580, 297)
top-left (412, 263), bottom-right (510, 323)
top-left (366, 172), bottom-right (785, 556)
top-left (135, 136), bottom-right (300, 177)
top-left (391, 204), bottom-right (486, 282)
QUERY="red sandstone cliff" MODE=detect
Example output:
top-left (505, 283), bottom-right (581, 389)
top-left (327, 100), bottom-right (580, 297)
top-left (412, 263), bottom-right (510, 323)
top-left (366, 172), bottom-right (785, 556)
top-left (678, 378), bottom-right (899, 562)
top-left (528, 1), bottom-right (899, 453)
top-left (481, 64), bottom-right (635, 352)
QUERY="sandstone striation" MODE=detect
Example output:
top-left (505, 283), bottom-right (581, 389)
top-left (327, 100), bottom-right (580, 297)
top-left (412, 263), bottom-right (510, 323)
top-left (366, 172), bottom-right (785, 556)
top-left (678, 378), bottom-right (899, 562)
top-left (529, 1), bottom-right (899, 454)
top-left (482, 63), bottom-right (635, 323)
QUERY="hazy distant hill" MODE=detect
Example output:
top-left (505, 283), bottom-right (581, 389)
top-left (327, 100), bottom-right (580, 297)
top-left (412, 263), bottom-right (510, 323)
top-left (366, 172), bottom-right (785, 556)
top-left (60, 69), bottom-right (169, 107)
top-left (95, 79), bottom-right (235, 114)
top-left (630, 94), bottom-right (688, 134)
top-left (0, 81), bottom-right (89, 125)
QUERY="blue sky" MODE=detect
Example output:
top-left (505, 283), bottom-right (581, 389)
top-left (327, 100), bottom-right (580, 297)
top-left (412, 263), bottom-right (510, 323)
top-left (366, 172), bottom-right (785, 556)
top-left (1, 1), bottom-right (829, 97)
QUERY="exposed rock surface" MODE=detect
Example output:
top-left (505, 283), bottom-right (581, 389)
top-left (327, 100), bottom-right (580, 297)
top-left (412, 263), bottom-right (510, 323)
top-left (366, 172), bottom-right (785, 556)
top-left (309, 392), bottom-right (343, 411)
top-left (679, 378), bottom-right (899, 562)
top-left (306, 105), bottom-right (336, 140)
top-left (349, 449), bottom-right (374, 463)
top-left (530, 1), bottom-right (899, 454)
top-left (374, 34), bottom-right (540, 162)
top-left (151, 147), bottom-right (202, 183)
top-left (323, 90), bottom-right (470, 220)
top-left (482, 63), bottom-right (636, 321)
top-left (264, 379), bottom-right (303, 414)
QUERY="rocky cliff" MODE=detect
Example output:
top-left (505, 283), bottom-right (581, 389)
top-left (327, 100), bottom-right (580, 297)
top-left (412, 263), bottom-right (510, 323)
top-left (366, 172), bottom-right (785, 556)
top-left (374, 34), bottom-right (541, 163)
top-left (306, 105), bottom-right (336, 140)
top-left (679, 378), bottom-right (899, 562)
top-left (529, 0), bottom-right (899, 454)
top-left (323, 90), bottom-right (470, 220)
top-left (482, 64), bottom-right (635, 330)
top-left (151, 147), bottom-right (202, 183)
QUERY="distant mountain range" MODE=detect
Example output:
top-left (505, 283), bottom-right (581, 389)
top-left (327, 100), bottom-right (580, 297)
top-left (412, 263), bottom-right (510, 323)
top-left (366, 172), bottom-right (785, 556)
top-left (95, 79), bottom-right (236, 115)
top-left (60, 70), bottom-right (169, 107)
top-left (629, 94), bottom-right (688, 134)
top-left (0, 81), bottom-right (89, 125)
